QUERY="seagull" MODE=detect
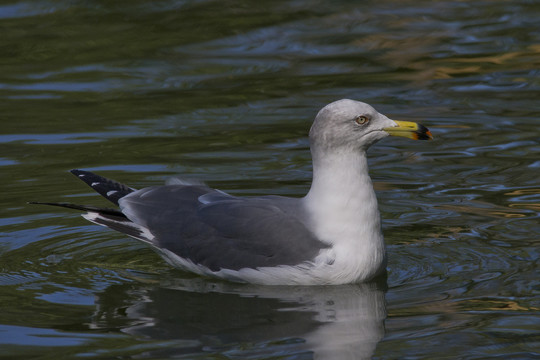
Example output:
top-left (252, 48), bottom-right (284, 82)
top-left (32, 99), bottom-right (432, 285)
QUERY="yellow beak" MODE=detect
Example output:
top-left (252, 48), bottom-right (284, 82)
top-left (384, 120), bottom-right (433, 140)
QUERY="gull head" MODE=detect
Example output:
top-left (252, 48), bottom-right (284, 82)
top-left (309, 99), bottom-right (432, 151)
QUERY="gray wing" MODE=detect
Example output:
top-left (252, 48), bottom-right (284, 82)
top-left (119, 185), bottom-right (328, 271)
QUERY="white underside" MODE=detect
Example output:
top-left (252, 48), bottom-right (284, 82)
top-left (158, 246), bottom-right (385, 285)
top-left (82, 211), bottom-right (380, 285)
top-left (80, 217), bottom-right (386, 285)
top-left (83, 213), bottom-right (386, 285)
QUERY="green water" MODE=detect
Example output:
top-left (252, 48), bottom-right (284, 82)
top-left (1, 0), bottom-right (539, 359)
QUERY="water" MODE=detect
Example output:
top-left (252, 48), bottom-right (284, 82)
top-left (1, 0), bottom-right (539, 358)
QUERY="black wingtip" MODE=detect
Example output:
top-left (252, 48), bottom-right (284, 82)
top-left (70, 169), bottom-right (88, 177)
top-left (69, 169), bottom-right (135, 206)
top-left (28, 201), bottom-right (126, 217)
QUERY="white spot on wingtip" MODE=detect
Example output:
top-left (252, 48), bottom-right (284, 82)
top-left (106, 190), bottom-right (118, 197)
top-left (82, 212), bottom-right (99, 221)
top-left (91, 182), bottom-right (100, 187)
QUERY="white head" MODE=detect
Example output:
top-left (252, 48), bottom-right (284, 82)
top-left (309, 99), bottom-right (431, 152)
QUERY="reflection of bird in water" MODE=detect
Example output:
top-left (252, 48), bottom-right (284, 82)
top-left (32, 100), bottom-right (431, 285)
top-left (91, 277), bottom-right (387, 359)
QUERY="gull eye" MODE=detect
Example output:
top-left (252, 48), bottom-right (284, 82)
top-left (355, 115), bottom-right (369, 125)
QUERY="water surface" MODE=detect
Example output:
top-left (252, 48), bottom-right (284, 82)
top-left (1, 0), bottom-right (539, 359)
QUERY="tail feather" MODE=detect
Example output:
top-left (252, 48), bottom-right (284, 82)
top-left (30, 170), bottom-right (155, 244)
top-left (82, 212), bottom-right (154, 243)
top-left (28, 201), bottom-right (126, 218)
top-left (70, 169), bottom-right (135, 206)
top-left (29, 202), bottom-right (154, 243)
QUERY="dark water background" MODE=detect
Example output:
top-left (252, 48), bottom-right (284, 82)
top-left (1, 0), bottom-right (539, 359)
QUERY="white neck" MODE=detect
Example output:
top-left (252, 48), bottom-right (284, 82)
top-left (302, 147), bottom-right (386, 280)
top-left (304, 148), bottom-right (382, 241)
top-left (306, 148), bottom-right (375, 208)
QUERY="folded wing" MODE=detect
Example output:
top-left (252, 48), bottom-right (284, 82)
top-left (119, 185), bottom-right (327, 271)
